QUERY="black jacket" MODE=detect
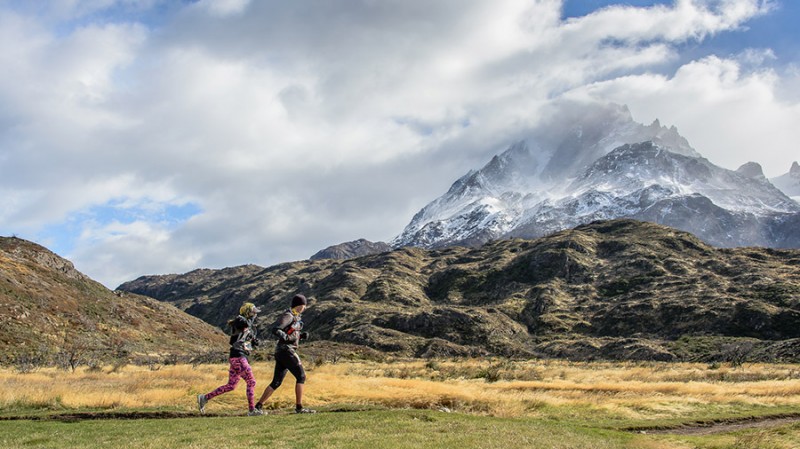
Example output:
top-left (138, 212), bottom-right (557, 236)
top-left (271, 310), bottom-right (305, 351)
top-left (229, 315), bottom-right (258, 358)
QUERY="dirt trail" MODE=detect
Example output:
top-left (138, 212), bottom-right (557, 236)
top-left (2, 410), bottom-right (799, 434)
top-left (0, 411), bottom-right (221, 422)
top-left (0, 407), bottom-right (367, 422)
top-left (629, 414), bottom-right (800, 436)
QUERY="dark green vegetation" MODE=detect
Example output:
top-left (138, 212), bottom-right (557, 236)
top-left (119, 219), bottom-right (800, 362)
top-left (0, 237), bottom-right (227, 366)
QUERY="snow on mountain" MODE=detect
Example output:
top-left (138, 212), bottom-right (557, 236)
top-left (509, 143), bottom-right (799, 248)
top-left (394, 102), bottom-right (697, 247)
top-left (534, 102), bottom-right (698, 182)
top-left (770, 161), bottom-right (800, 202)
top-left (568, 144), bottom-right (796, 214)
top-left (393, 102), bottom-right (800, 249)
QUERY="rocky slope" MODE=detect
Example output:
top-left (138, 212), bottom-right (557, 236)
top-left (0, 237), bottom-right (227, 365)
top-left (311, 239), bottom-right (392, 260)
top-left (771, 161), bottom-right (800, 201)
top-left (119, 220), bottom-right (800, 362)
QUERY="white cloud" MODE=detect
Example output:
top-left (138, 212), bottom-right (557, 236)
top-left (72, 219), bottom-right (203, 286)
top-left (561, 0), bottom-right (772, 42)
top-left (1, 0), bottom-right (798, 288)
top-left (570, 53), bottom-right (799, 176)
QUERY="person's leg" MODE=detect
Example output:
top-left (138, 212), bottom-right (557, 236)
top-left (205, 358), bottom-right (242, 400)
top-left (284, 351), bottom-right (312, 412)
top-left (257, 385), bottom-right (276, 405)
top-left (295, 382), bottom-right (304, 407)
top-left (256, 354), bottom-right (288, 407)
top-left (240, 358), bottom-right (257, 411)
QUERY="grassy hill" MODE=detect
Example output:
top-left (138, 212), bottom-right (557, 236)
top-left (0, 237), bottom-right (227, 366)
top-left (118, 219), bottom-right (800, 362)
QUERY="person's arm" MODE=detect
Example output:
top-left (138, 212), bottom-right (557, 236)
top-left (245, 317), bottom-right (259, 340)
top-left (232, 316), bottom-right (248, 334)
top-left (271, 313), bottom-right (293, 341)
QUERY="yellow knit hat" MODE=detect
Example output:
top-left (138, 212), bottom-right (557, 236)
top-left (239, 302), bottom-right (261, 317)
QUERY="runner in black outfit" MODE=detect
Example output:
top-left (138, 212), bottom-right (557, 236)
top-left (255, 294), bottom-right (315, 414)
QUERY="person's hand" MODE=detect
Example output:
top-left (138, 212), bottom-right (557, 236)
top-left (300, 331), bottom-right (309, 340)
top-left (252, 338), bottom-right (260, 347)
top-left (276, 330), bottom-right (288, 341)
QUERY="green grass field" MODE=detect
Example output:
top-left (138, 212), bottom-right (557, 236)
top-left (0, 410), bottom-right (666, 449)
top-left (1, 359), bottom-right (799, 448)
top-left (1, 409), bottom-right (799, 449)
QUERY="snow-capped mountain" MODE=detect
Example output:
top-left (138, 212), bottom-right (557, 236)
top-left (770, 162), bottom-right (800, 202)
top-left (393, 102), bottom-right (800, 249)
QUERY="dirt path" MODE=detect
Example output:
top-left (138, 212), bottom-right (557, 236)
top-left (629, 414), bottom-right (800, 436)
top-left (0, 411), bottom-right (222, 422)
top-left (0, 407), bottom-right (369, 422)
top-left (2, 410), bottom-right (799, 434)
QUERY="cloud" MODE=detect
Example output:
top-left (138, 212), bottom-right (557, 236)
top-left (71, 218), bottom-right (203, 286)
top-left (569, 52), bottom-right (799, 176)
top-left (559, 0), bottom-right (773, 43)
top-left (192, 0), bottom-right (252, 18)
top-left (1, 0), bottom-right (797, 288)
top-left (0, 9), bottom-right (147, 219)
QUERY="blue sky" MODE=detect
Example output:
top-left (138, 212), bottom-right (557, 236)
top-left (564, 0), bottom-right (672, 17)
top-left (562, 1), bottom-right (800, 73)
top-left (1, 0), bottom-right (799, 287)
top-left (566, 1), bottom-right (800, 63)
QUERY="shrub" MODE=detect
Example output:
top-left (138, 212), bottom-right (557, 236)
top-left (14, 351), bottom-right (48, 374)
top-left (720, 341), bottom-right (755, 368)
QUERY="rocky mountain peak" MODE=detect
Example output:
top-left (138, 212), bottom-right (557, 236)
top-left (769, 162), bottom-right (800, 200)
top-left (0, 236), bottom-right (87, 281)
top-left (311, 239), bottom-right (392, 260)
top-left (736, 162), bottom-right (765, 179)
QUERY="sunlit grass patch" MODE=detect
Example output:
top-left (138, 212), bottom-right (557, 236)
top-left (1, 359), bottom-right (799, 449)
top-left (1, 358), bottom-right (798, 424)
top-left (0, 409), bottom-right (659, 449)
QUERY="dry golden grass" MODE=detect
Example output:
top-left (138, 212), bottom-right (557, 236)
top-left (1, 359), bottom-right (799, 421)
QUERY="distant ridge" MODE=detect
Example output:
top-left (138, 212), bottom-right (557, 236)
top-left (119, 220), bottom-right (800, 362)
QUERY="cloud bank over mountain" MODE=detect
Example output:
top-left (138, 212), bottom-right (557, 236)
top-left (1, 0), bottom-right (799, 287)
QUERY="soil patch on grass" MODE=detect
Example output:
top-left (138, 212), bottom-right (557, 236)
top-left (627, 413), bottom-right (800, 435)
top-left (0, 411), bottom-right (224, 422)
top-left (0, 406), bottom-right (374, 422)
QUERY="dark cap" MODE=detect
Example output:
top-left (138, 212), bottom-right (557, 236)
top-left (291, 294), bottom-right (308, 308)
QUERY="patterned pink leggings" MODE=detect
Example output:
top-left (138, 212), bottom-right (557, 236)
top-left (205, 357), bottom-right (256, 410)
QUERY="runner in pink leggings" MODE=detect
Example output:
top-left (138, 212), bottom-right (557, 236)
top-left (197, 302), bottom-right (263, 416)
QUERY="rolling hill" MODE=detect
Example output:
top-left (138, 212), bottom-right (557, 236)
top-left (119, 219), bottom-right (800, 362)
top-left (1, 236), bottom-right (227, 366)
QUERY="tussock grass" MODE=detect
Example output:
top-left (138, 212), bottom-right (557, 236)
top-left (1, 359), bottom-right (799, 424)
top-left (328, 359), bottom-right (800, 420)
